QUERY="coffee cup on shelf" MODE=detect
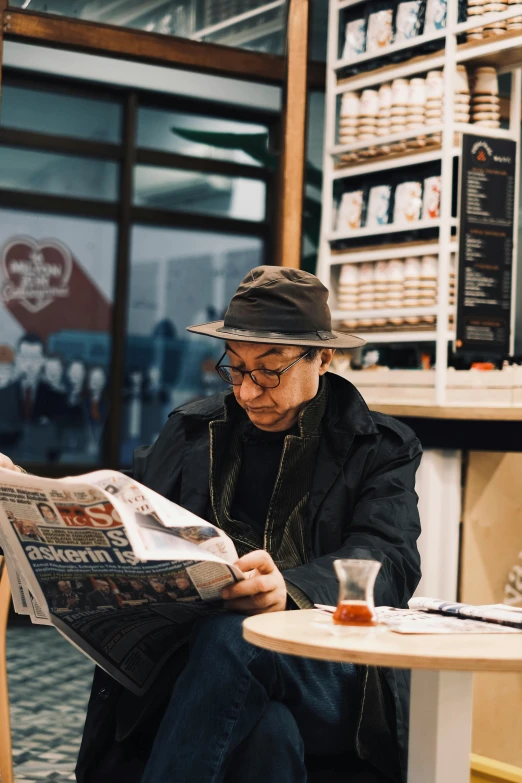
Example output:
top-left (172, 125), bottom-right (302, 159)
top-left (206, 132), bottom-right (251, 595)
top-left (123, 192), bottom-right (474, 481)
top-left (456, 65), bottom-right (470, 94)
top-left (341, 91), bottom-right (361, 117)
top-left (473, 67), bottom-right (499, 95)
top-left (339, 263), bottom-right (360, 287)
top-left (378, 83), bottom-right (393, 111)
top-left (360, 89), bottom-right (380, 117)
top-left (408, 78), bottom-right (426, 106)
top-left (474, 119), bottom-right (501, 127)
top-left (392, 78), bottom-right (410, 106)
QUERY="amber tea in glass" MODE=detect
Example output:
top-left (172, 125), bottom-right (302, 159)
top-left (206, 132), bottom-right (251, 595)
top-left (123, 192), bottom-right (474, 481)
top-left (333, 559), bottom-right (382, 627)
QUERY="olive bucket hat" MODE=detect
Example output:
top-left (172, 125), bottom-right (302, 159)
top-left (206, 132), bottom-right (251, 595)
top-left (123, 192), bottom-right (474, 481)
top-left (187, 265), bottom-right (365, 349)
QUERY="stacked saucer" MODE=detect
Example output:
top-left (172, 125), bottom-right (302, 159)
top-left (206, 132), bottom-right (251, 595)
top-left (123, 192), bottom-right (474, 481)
top-left (407, 78), bottom-right (427, 148)
top-left (372, 261), bottom-right (388, 327)
top-left (390, 78), bottom-right (409, 152)
top-left (337, 263), bottom-right (359, 315)
top-left (483, 0), bottom-right (508, 35)
top-left (455, 65), bottom-right (471, 124)
top-left (466, 0), bottom-right (487, 39)
top-left (373, 261), bottom-right (389, 311)
top-left (449, 254), bottom-right (457, 308)
top-left (358, 262), bottom-right (376, 327)
top-left (339, 91), bottom-right (360, 161)
top-left (387, 259), bottom-right (405, 325)
top-left (425, 70), bottom-right (443, 143)
top-left (471, 67), bottom-right (500, 127)
top-left (358, 89), bottom-right (379, 157)
top-left (376, 83), bottom-right (392, 153)
top-left (420, 255), bottom-right (438, 324)
top-left (403, 257), bottom-right (422, 325)
top-left (507, 0), bottom-right (522, 30)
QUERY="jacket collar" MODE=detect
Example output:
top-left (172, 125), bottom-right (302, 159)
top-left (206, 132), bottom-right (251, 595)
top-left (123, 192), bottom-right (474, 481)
top-left (322, 372), bottom-right (379, 437)
top-left (176, 371), bottom-right (377, 439)
top-left (176, 372), bottom-right (378, 527)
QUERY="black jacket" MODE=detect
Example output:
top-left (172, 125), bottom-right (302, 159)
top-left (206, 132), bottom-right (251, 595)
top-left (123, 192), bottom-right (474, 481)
top-left (76, 373), bottom-right (422, 783)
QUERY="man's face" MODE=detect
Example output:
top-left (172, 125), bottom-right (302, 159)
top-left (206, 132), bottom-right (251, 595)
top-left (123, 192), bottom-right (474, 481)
top-left (58, 581), bottom-right (71, 594)
top-left (68, 361), bottom-right (86, 389)
top-left (44, 358), bottom-right (63, 388)
top-left (41, 505), bottom-right (55, 522)
top-left (16, 341), bottom-right (44, 384)
top-left (175, 577), bottom-right (191, 591)
top-left (97, 580), bottom-right (110, 594)
top-left (0, 362), bottom-right (13, 389)
top-left (150, 579), bottom-right (165, 593)
top-left (89, 368), bottom-right (106, 395)
top-left (226, 342), bottom-right (333, 432)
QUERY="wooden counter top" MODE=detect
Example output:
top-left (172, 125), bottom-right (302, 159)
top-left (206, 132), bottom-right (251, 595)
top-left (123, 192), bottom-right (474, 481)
top-left (370, 405), bottom-right (522, 421)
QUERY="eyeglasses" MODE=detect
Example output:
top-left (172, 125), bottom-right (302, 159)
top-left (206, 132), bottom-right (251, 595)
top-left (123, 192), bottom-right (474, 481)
top-left (215, 349), bottom-right (312, 389)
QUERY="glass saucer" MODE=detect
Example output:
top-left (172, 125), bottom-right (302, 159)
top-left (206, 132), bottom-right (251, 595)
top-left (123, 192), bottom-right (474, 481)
top-left (311, 616), bottom-right (387, 635)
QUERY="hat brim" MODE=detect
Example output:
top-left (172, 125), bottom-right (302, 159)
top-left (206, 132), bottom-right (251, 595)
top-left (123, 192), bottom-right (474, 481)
top-left (186, 321), bottom-right (365, 349)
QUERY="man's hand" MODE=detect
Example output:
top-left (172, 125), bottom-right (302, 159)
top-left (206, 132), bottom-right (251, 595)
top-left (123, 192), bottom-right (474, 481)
top-left (221, 550), bottom-right (287, 615)
top-left (0, 453), bottom-right (22, 472)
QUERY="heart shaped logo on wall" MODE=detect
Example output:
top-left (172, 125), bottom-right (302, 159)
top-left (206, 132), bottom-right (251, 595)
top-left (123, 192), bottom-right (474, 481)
top-left (1, 236), bottom-right (72, 313)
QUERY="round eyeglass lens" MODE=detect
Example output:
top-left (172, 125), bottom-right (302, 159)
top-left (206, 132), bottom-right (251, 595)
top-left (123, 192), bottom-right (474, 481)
top-left (250, 370), bottom-right (280, 388)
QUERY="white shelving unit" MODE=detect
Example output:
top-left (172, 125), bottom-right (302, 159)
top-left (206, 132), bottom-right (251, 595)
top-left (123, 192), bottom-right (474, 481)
top-left (317, 0), bottom-right (522, 406)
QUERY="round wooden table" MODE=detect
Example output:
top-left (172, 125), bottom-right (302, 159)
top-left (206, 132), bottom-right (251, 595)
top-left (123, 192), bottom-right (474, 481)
top-left (243, 609), bottom-right (522, 783)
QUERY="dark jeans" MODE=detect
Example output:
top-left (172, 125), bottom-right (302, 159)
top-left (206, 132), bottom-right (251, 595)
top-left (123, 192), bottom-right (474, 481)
top-left (141, 613), bottom-right (360, 783)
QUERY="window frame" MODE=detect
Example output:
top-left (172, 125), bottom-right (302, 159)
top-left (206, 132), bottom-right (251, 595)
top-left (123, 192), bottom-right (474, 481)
top-left (0, 68), bottom-right (278, 475)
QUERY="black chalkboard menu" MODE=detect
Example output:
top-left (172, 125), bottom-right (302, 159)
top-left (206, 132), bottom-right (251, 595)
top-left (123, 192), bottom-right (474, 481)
top-left (456, 134), bottom-right (516, 354)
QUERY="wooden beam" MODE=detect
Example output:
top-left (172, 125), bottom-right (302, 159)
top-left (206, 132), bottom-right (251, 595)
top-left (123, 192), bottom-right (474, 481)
top-left (276, 0), bottom-right (309, 268)
top-left (0, 557), bottom-right (13, 783)
top-left (3, 9), bottom-right (325, 88)
top-left (106, 92), bottom-right (136, 469)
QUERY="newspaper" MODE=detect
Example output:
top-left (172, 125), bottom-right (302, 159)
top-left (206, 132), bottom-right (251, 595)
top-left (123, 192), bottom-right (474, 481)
top-left (408, 597), bottom-right (522, 630)
top-left (0, 468), bottom-right (244, 695)
top-left (313, 602), bottom-right (522, 634)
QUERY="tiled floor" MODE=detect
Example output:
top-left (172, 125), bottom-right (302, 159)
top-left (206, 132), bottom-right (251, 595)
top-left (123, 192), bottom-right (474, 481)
top-left (6, 626), bottom-right (94, 782)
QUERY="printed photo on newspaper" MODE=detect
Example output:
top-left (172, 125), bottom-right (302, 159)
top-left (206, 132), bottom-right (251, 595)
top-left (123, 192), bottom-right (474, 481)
top-left (0, 468), bottom-right (244, 695)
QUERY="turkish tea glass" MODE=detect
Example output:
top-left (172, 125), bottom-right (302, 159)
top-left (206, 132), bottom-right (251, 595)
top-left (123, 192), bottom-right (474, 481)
top-left (333, 559), bottom-right (382, 627)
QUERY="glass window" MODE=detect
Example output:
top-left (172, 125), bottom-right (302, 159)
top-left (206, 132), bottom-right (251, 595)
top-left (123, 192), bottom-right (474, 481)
top-left (121, 225), bottom-right (264, 464)
top-left (137, 107), bottom-right (269, 166)
top-left (302, 90), bottom-right (325, 273)
top-left (0, 84), bottom-right (122, 143)
top-left (0, 209), bottom-right (117, 465)
top-left (0, 147), bottom-right (119, 201)
top-left (9, 1), bottom-right (288, 56)
top-left (133, 166), bottom-right (266, 221)
top-left (309, 0), bottom-right (329, 62)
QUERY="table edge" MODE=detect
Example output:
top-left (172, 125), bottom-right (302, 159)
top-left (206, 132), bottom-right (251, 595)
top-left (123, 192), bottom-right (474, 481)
top-left (243, 620), bottom-right (522, 672)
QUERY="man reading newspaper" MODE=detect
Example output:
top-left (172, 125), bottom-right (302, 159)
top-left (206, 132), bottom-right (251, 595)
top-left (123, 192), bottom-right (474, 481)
top-left (0, 267), bottom-right (422, 783)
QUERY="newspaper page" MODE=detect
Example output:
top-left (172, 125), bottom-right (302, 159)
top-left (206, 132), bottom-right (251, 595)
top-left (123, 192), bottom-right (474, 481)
top-left (0, 468), bottom-right (244, 694)
top-left (313, 604), bottom-right (522, 634)
top-left (409, 597), bottom-right (522, 630)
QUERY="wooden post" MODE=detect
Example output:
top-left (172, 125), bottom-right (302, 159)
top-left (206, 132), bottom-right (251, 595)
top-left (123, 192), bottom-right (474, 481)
top-left (277, 0), bottom-right (309, 269)
top-left (0, 7), bottom-right (15, 777)
top-left (0, 557), bottom-right (14, 783)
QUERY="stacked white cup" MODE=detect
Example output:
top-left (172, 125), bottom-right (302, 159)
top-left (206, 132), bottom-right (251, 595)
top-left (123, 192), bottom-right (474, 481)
top-left (407, 78), bottom-right (427, 148)
top-left (376, 84), bottom-right (393, 153)
top-left (403, 257), bottom-right (422, 325)
top-left (420, 255), bottom-right (438, 323)
top-left (471, 67), bottom-right (500, 128)
top-left (390, 78), bottom-right (409, 152)
top-left (337, 264), bottom-right (360, 313)
top-left (358, 262), bottom-right (376, 326)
